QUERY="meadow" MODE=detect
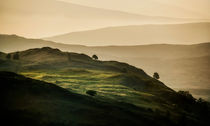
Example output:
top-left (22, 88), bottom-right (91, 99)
top-left (21, 68), bottom-right (160, 110)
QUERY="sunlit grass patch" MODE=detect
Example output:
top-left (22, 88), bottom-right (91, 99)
top-left (20, 70), bottom-right (161, 110)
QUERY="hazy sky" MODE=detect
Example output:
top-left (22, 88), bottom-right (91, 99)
top-left (61, 0), bottom-right (210, 18)
top-left (0, 0), bottom-right (209, 38)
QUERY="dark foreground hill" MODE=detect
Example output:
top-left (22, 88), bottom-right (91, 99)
top-left (1, 71), bottom-right (156, 126)
top-left (1, 71), bottom-right (210, 126)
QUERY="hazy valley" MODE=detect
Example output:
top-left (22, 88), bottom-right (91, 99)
top-left (1, 0), bottom-right (210, 125)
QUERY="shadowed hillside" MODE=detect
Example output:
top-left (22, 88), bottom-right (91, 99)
top-left (0, 47), bottom-right (172, 96)
top-left (1, 71), bottom-right (160, 126)
top-left (1, 71), bottom-right (210, 126)
top-left (1, 34), bottom-right (210, 100)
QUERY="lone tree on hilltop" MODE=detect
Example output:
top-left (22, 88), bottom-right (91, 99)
top-left (92, 54), bottom-right (98, 60)
top-left (6, 54), bottom-right (11, 59)
top-left (153, 72), bottom-right (160, 80)
top-left (13, 52), bottom-right (19, 60)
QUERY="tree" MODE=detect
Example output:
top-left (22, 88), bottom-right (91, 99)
top-left (177, 91), bottom-right (196, 103)
top-left (86, 90), bottom-right (97, 96)
top-left (6, 54), bottom-right (11, 59)
top-left (153, 72), bottom-right (160, 79)
top-left (13, 52), bottom-right (19, 60)
top-left (92, 54), bottom-right (98, 60)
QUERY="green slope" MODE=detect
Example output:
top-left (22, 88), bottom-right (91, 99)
top-left (1, 47), bottom-right (210, 126)
top-left (1, 34), bottom-right (210, 99)
top-left (1, 71), bottom-right (210, 126)
top-left (0, 47), bottom-right (173, 96)
top-left (1, 71), bottom-right (157, 126)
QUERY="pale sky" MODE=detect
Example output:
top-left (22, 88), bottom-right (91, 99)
top-left (61, 0), bottom-right (210, 18)
top-left (0, 0), bottom-right (209, 38)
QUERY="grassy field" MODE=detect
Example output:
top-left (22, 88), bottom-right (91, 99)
top-left (2, 71), bottom-right (179, 126)
top-left (21, 68), bottom-right (161, 110)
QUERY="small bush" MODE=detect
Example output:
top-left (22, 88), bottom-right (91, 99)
top-left (153, 72), bottom-right (160, 80)
top-left (177, 91), bottom-right (196, 103)
top-left (92, 55), bottom-right (98, 60)
top-left (86, 90), bottom-right (97, 96)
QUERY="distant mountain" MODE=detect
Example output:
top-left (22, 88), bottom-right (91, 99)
top-left (1, 34), bottom-right (210, 57)
top-left (2, 71), bottom-right (209, 126)
top-left (1, 0), bottom-right (202, 38)
top-left (45, 22), bottom-right (210, 45)
top-left (0, 34), bottom-right (85, 53)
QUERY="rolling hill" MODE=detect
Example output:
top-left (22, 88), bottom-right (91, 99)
top-left (1, 71), bottom-right (160, 126)
top-left (1, 34), bottom-right (210, 100)
top-left (45, 22), bottom-right (210, 45)
top-left (1, 48), bottom-right (210, 126)
top-left (0, 47), bottom-right (172, 95)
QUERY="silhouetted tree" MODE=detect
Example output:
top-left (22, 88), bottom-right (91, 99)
top-left (177, 91), bottom-right (196, 103)
top-left (6, 54), bottom-right (11, 59)
top-left (92, 54), bottom-right (98, 60)
top-left (13, 52), bottom-right (19, 60)
top-left (197, 98), bottom-right (205, 104)
top-left (86, 90), bottom-right (97, 96)
top-left (153, 72), bottom-right (160, 79)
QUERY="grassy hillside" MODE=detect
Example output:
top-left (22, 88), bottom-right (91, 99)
top-left (0, 47), bottom-right (172, 96)
top-left (2, 71), bottom-right (210, 126)
top-left (1, 71), bottom-right (159, 126)
top-left (1, 35), bottom-right (210, 100)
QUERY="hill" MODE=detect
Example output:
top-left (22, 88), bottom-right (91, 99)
top-left (0, 34), bottom-right (85, 53)
top-left (45, 22), bottom-right (210, 45)
top-left (1, 69), bottom-right (210, 125)
top-left (1, 34), bottom-right (210, 100)
top-left (0, 47), bottom-right (172, 95)
top-left (1, 71), bottom-right (161, 126)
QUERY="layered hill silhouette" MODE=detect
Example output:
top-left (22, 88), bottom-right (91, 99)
top-left (45, 22), bottom-right (210, 45)
top-left (1, 34), bottom-right (210, 100)
top-left (1, 48), bottom-right (210, 126)
top-left (0, 47), bottom-right (172, 94)
top-left (2, 0), bottom-right (203, 38)
top-left (66, 0), bottom-right (210, 19)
